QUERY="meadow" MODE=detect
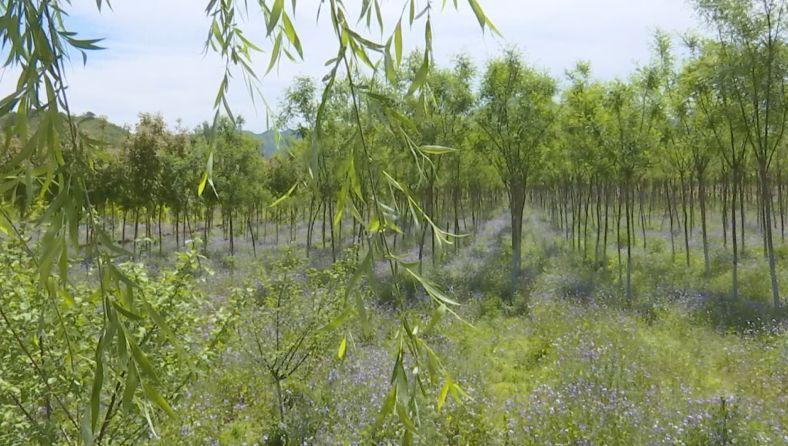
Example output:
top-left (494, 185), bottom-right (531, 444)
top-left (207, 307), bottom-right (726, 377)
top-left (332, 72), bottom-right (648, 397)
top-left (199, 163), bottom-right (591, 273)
top-left (32, 206), bottom-right (784, 445)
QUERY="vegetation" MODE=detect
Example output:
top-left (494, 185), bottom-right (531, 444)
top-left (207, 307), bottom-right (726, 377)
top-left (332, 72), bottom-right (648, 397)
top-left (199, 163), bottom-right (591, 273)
top-left (1, 0), bottom-right (787, 444)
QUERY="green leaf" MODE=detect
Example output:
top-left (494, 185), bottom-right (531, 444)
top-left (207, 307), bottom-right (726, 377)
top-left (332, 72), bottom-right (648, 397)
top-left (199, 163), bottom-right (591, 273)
top-left (198, 151), bottom-right (213, 197)
top-left (39, 231), bottom-right (62, 284)
top-left (425, 16), bottom-right (432, 47)
top-left (267, 32), bottom-right (283, 74)
top-left (67, 37), bottom-right (104, 51)
top-left (349, 37), bottom-right (375, 70)
top-left (437, 378), bottom-right (451, 411)
top-left (419, 145), bottom-right (456, 155)
top-left (346, 249), bottom-right (372, 300)
top-left (282, 13), bottom-right (303, 58)
top-left (80, 406), bottom-right (94, 446)
top-left (373, 388), bottom-right (396, 430)
top-left (396, 402), bottom-right (418, 433)
top-left (128, 335), bottom-right (157, 381)
top-left (318, 304), bottom-right (354, 333)
top-left (198, 172), bottom-right (208, 197)
top-left (334, 183), bottom-right (348, 229)
top-left (450, 381), bottom-right (470, 401)
top-left (404, 267), bottom-right (460, 306)
top-left (468, 0), bottom-right (486, 28)
top-left (426, 303), bottom-right (447, 332)
top-left (267, 0), bottom-right (285, 35)
top-left (394, 21), bottom-right (403, 65)
top-left (211, 19), bottom-right (223, 47)
top-left (368, 215), bottom-right (381, 233)
top-left (122, 361), bottom-right (139, 409)
top-left (384, 42), bottom-right (397, 84)
top-left (374, 0), bottom-right (383, 32)
top-left (112, 301), bottom-right (143, 321)
top-left (407, 51), bottom-right (429, 96)
top-left (214, 74), bottom-right (227, 108)
top-left (90, 340), bottom-right (105, 431)
top-left (269, 181), bottom-right (298, 208)
top-left (142, 381), bottom-right (175, 417)
top-left (337, 337), bottom-right (347, 360)
top-left (467, 0), bottom-right (501, 35)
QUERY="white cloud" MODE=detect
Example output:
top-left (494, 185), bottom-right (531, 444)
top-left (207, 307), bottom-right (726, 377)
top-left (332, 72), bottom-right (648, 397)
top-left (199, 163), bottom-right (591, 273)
top-left (1, 0), bottom-right (701, 132)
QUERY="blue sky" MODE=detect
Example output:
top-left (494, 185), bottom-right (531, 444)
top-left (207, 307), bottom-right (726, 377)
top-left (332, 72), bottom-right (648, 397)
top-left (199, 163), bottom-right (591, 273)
top-left (0, 0), bottom-right (700, 133)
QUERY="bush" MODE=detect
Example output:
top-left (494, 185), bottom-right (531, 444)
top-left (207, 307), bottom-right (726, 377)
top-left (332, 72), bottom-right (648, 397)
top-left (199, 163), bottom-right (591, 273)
top-left (0, 240), bottom-right (225, 445)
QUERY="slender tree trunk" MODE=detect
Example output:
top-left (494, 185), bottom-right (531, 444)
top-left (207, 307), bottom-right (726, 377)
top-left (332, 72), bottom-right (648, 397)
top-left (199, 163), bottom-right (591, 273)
top-left (699, 177), bottom-right (710, 275)
top-left (740, 174), bottom-right (746, 255)
top-left (778, 169), bottom-right (785, 242)
top-left (274, 376), bottom-right (285, 424)
top-left (175, 210), bottom-right (180, 249)
top-left (158, 206), bottom-right (163, 255)
top-left (229, 209), bottom-right (234, 256)
top-left (248, 215), bottom-right (257, 258)
top-left (510, 181), bottom-right (526, 296)
top-left (731, 167), bottom-right (739, 302)
top-left (329, 201), bottom-right (336, 262)
top-left (203, 206), bottom-right (210, 254)
top-left (453, 175), bottom-right (460, 254)
top-left (668, 182), bottom-right (676, 262)
top-left (681, 175), bottom-right (691, 267)
top-left (688, 177), bottom-right (695, 239)
top-left (595, 181), bottom-right (602, 265)
top-left (121, 210), bottom-right (127, 246)
top-left (760, 165), bottom-right (781, 307)
top-left (306, 198), bottom-right (315, 256)
top-left (133, 209), bottom-right (139, 260)
top-left (617, 186), bottom-right (623, 285)
top-left (322, 200), bottom-right (327, 249)
top-left (639, 184), bottom-right (647, 250)
top-left (722, 175), bottom-right (728, 247)
top-left (603, 183), bottom-right (610, 263)
top-left (584, 181), bottom-right (591, 259)
top-left (625, 182), bottom-right (633, 304)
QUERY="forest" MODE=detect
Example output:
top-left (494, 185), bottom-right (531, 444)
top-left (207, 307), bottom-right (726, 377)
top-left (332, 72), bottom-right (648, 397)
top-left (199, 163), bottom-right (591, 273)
top-left (0, 0), bottom-right (787, 445)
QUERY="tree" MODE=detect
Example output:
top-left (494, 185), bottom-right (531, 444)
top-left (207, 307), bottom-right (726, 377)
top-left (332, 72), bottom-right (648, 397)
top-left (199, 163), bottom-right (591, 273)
top-left (557, 61), bottom-right (608, 262)
top-left (602, 72), bottom-right (660, 303)
top-left (125, 114), bottom-right (166, 258)
top-left (695, 0), bottom-right (787, 307)
top-left (476, 50), bottom-right (557, 292)
top-left (675, 39), bottom-right (719, 275)
top-left (203, 117), bottom-right (266, 256)
top-left (238, 251), bottom-right (348, 439)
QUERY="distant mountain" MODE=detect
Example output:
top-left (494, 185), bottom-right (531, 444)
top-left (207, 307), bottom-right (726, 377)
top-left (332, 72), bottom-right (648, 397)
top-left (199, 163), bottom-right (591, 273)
top-left (76, 112), bottom-right (130, 149)
top-left (1, 111), bottom-right (130, 150)
top-left (242, 129), bottom-right (299, 157)
top-left (3, 112), bottom-right (299, 158)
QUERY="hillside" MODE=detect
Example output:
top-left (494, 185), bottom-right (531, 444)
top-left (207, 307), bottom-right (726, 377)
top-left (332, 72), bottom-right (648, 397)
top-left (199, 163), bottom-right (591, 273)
top-left (242, 128), bottom-right (298, 157)
top-left (76, 112), bottom-right (130, 148)
top-left (1, 111), bottom-right (130, 149)
top-left (2, 112), bottom-right (298, 157)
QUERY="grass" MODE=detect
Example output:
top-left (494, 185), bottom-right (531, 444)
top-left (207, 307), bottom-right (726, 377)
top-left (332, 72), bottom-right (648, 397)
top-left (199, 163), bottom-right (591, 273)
top-left (439, 300), bottom-right (786, 444)
top-left (148, 208), bottom-right (787, 445)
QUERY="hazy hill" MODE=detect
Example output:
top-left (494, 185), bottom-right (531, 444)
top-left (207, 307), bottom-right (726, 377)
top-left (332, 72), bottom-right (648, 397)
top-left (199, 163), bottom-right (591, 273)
top-left (242, 128), bottom-right (298, 157)
top-left (2, 112), bottom-right (299, 157)
top-left (1, 111), bottom-right (130, 150)
top-left (76, 112), bottom-right (130, 148)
